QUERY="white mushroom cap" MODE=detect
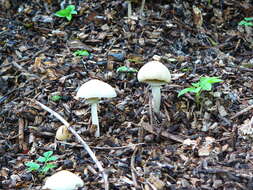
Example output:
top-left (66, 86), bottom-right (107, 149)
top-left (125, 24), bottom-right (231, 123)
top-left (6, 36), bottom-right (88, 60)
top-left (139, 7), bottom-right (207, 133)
top-left (42, 170), bottom-right (84, 190)
top-left (137, 61), bottom-right (171, 84)
top-left (76, 79), bottom-right (116, 100)
top-left (55, 125), bottom-right (71, 141)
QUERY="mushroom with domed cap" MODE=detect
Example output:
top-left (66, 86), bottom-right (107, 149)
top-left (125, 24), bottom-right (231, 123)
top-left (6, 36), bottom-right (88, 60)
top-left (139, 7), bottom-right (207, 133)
top-left (42, 170), bottom-right (84, 190)
top-left (137, 61), bottom-right (171, 113)
top-left (76, 79), bottom-right (117, 137)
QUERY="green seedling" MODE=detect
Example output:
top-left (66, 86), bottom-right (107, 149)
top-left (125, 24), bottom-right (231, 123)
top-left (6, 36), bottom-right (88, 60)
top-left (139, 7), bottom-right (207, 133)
top-left (51, 95), bottom-right (62, 102)
top-left (239, 17), bottom-right (253, 27)
top-left (55, 5), bottom-right (77, 21)
top-left (25, 151), bottom-right (58, 174)
top-left (127, 58), bottom-right (144, 64)
top-left (73, 50), bottom-right (90, 57)
top-left (116, 66), bottom-right (138, 73)
top-left (178, 76), bottom-right (223, 104)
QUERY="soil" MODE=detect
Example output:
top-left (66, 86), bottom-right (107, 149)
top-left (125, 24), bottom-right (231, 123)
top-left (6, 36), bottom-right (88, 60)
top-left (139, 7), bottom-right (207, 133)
top-left (1, 0), bottom-right (253, 189)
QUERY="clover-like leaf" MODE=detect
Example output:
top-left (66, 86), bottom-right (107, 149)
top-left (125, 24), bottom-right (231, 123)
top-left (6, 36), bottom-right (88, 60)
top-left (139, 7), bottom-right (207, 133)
top-left (37, 156), bottom-right (46, 162)
top-left (55, 5), bottom-right (77, 21)
top-left (25, 162), bottom-right (40, 171)
top-left (43, 151), bottom-right (54, 158)
top-left (47, 156), bottom-right (58, 162)
top-left (41, 163), bottom-right (57, 173)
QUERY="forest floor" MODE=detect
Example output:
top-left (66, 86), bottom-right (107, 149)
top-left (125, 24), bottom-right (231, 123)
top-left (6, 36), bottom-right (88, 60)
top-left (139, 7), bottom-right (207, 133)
top-left (1, 0), bottom-right (253, 189)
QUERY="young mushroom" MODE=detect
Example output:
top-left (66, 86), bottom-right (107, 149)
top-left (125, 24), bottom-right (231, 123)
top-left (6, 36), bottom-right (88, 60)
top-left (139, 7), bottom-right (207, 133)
top-left (55, 125), bottom-right (72, 141)
top-left (137, 61), bottom-right (171, 113)
top-left (76, 79), bottom-right (117, 137)
top-left (42, 170), bottom-right (84, 190)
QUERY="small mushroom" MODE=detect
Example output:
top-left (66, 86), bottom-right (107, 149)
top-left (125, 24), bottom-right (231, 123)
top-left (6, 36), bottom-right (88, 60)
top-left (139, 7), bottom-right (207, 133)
top-left (55, 125), bottom-right (72, 141)
top-left (42, 170), bottom-right (84, 190)
top-left (76, 79), bottom-right (116, 137)
top-left (137, 61), bottom-right (171, 113)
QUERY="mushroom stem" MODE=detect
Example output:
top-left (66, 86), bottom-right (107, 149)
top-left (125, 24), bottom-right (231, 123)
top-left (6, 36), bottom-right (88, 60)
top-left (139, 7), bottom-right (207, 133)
top-left (140, 0), bottom-right (145, 16)
top-left (150, 84), bottom-right (161, 113)
top-left (91, 103), bottom-right (100, 137)
top-left (127, 1), bottom-right (132, 18)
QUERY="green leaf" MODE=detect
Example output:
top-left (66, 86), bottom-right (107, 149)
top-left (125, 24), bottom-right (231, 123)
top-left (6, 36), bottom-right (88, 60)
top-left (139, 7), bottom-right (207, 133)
top-left (178, 87), bottom-right (196, 97)
top-left (200, 77), bottom-right (223, 84)
top-left (43, 151), bottom-right (53, 158)
top-left (239, 20), bottom-right (253, 26)
top-left (116, 66), bottom-right (138, 73)
top-left (37, 156), bottom-right (46, 162)
top-left (51, 95), bottom-right (62, 102)
top-left (66, 5), bottom-right (76, 13)
top-left (41, 164), bottom-right (56, 173)
top-left (66, 15), bottom-right (72, 21)
top-left (191, 87), bottom-right (202, 93)
top-left (197, 77), bottom-right (223, 91)
top-left (25, 162), bottom-right (40, 171)
top-left (73, 50), bottom-right (90, 57)
top-left (200, 82), bottom-right (212, 91)
top-left (47, 156), bottom-right (58, 162)
top-left (55, 9), bottom-right (71, 17)
top-left (54, 5), bottom-right (77, 21)
top-left (191, 82), bottom-right (200, 88)
top-left (71, 10), bottom-right (77, 14)
top-left (244, 17), bottom-right (253, 21)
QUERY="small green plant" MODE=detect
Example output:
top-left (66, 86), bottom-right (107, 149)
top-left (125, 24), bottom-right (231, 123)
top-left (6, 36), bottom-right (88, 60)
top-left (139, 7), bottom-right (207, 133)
top-left (25, 151), bottom-right (58, 174)
top-left (239, 17), bottom-right (253, 27)
top-left (178, 76), bottom-right (223, 104)
top-left (116, 66), bottom-right (138, 73)
top-left (127, 58), bottom-right (144, 64)
top-left (73, 50), bottom-right (90, 57)
top-left (55, 5), bottom-right (77, 21)
top-left (50, 95), bottom-right (62, 102)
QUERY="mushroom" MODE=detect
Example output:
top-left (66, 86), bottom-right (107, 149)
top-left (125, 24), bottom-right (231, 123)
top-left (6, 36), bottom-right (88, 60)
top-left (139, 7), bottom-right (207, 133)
top-left (137, 61), bottom-right (171, 113)
top-left (56, 125), bottom-right (72, 141)
top-left (76, 79), bottom-right (117, 137)
top-left (42, 170), bottom-right (84, 190)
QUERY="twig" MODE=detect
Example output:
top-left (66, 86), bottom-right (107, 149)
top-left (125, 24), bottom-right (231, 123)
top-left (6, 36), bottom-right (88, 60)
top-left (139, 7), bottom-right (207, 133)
top-left (33, 100), bottom-right (109, 190)
top-left (18, 118), bottom-right (28, 151)
top-left (231, 104), bottom-right (253, 119)
top-left (141, 121), bottom-right (185, 143)
top-left (56, 141), bottom-right (145, 150)
top-left (130, 147), bottom-right (139, 188)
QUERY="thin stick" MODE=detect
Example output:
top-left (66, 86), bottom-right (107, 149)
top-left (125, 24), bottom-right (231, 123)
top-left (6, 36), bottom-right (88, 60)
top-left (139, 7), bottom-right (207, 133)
top-left (130, 147), bottom-right (139, 188)
top-left (18, 118), bottom-right (28, 151)
top-left (56, 141), bottom-right (145, 150)
top-left (33, 100), bottom-right (109, 190)
top-left (231, 104), bottom-right (253, 119)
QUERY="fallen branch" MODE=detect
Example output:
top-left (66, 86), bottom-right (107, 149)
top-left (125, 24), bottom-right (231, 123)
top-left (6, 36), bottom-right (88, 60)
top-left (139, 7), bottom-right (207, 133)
top-left (33, 100), bottom-right (109, 190)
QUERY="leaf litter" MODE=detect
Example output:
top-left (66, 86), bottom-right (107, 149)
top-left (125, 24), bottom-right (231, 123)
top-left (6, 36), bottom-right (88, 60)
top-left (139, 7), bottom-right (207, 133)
top-left (0, 0), bottom-right (253, 189)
